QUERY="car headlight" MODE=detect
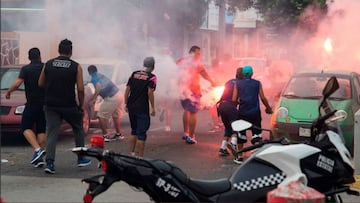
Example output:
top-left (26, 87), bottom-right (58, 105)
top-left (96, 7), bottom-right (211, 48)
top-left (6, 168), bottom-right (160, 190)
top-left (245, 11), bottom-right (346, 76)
top-left (276, 107), bottom-right (289, 119)
top-left (15, 105), bottom-right (25, 114)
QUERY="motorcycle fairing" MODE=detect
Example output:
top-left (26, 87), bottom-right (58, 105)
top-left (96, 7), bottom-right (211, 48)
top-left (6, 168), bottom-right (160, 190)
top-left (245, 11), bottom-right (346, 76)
top-left (300, 131), bottom-right (355, 193)
top-left (326, 130), bottom-right (353, 168)
top-left (218, 157), bottom-right (285, 202)
top-left (104, 152), bottom-right (233, 202)
top-left (106, 153), bottom-right (204, 202)
top-left (255, 143), bottom-right (320, 185)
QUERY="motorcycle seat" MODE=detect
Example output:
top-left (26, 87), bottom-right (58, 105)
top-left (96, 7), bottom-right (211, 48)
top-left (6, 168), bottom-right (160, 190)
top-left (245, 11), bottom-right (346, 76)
top-left (150, 159), bottom-right (231, 196)
top-left (187, 178), bottom-right (231, 196)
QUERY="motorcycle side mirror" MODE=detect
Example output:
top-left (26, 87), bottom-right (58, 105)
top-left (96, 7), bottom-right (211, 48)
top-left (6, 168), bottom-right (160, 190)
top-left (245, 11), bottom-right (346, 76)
top-left (232, 120), bottom-right (252, 132)
top-left (322, 76), bottom-right (339, 99)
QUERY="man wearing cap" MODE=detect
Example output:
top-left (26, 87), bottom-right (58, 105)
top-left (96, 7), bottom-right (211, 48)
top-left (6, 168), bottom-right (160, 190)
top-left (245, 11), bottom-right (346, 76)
top-left (124, 56), bottom-right (156, 157)
top-left (235, 65), bottom-right (272, 148)
top-left (88, 65), bottom-right (124, 142)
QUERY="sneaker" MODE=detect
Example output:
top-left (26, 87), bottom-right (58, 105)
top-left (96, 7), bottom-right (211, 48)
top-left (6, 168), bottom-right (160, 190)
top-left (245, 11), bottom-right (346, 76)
top-left (164, 126), bottom-right (171, 132)
top-left (185, 136), bottom-right (197, 144)
top-left (33, 158), bottom-right (45, 168)
top-left (104, 133), bottom-right (124, 142)
top-left (218, 148), bottom-right (230, 156)
top-left (227, 143), bottom-right (238, 157)
top-left (233, 156), bottom-right (244, 164)
top-left (116, 133), bottom-right (125, 139)
top-left (44, 163), bottom-right (55, 174)
top-left (181, 133), bottom-right (188, 140)
top-left (30, 148), bottom-right (46, 164)
top-left (251, 134), bottom-right (263, 145)
top-left (77, 157), bottom-right (92, 167)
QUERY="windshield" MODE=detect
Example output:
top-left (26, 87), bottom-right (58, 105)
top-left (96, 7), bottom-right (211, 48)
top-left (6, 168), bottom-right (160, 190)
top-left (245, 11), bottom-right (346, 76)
top-left (0, 68), bottom-right (25, 90)
top-left (282, 76), bottom-right (351, 100)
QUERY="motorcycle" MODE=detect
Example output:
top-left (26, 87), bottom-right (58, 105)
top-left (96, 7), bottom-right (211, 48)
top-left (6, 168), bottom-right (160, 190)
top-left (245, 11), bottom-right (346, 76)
top-left (72, 76), bottom-right (358, 203)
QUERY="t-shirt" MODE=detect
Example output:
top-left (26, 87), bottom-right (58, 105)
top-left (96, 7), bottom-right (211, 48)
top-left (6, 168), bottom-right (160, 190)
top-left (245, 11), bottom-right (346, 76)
top-left (237, 78), bottom-right (261, 116)
top-left (90, 72), bottom-right (119, 98)
top-left (126, 70), bottom-right (156, 113)
top-left (44, 56), bottom-right (78, 107)
top-left (176, 56), bottom-right (205, 95)
top-left (18, 61), bottom-right (45, 105)
top-left (220, 78), bottom-right (239, 102)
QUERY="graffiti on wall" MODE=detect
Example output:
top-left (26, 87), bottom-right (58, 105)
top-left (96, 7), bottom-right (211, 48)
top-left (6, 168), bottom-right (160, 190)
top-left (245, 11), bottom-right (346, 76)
top-left (1, 38), bottom-right (19, 66)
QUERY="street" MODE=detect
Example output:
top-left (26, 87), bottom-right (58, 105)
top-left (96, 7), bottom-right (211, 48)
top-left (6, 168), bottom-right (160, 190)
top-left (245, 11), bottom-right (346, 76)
top-left (1, 103), bottom-right (359, 202)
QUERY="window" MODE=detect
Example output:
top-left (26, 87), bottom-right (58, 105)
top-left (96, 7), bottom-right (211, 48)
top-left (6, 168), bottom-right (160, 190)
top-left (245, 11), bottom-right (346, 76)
top-left (0, 68), bottom-right (24, 90)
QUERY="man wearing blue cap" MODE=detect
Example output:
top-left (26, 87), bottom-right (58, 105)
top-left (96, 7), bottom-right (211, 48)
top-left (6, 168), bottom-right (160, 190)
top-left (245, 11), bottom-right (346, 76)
top-left (231, 65), bottom-right (273, 163)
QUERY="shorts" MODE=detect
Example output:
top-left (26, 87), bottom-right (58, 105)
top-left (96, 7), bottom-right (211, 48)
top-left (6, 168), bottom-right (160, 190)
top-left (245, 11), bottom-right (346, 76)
top-left (238, 113), bottom-right (262, 136)
top-left (21, 104), bottom-right (46, 134)
top-left (128, 111), bottom-right (150, 141)
top-left (97, 92), bottom-right (123, 119)
top-left (218, 101), bottom-right (238, 137)
top-left (180, 94), bottom-right (201, 113)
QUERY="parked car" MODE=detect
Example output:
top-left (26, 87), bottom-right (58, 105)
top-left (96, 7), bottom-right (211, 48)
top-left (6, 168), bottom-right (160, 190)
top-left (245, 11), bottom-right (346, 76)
top-left (270, 70), bottom-right (360, 154)
top-left (0, 65), bottom-right (91, 138)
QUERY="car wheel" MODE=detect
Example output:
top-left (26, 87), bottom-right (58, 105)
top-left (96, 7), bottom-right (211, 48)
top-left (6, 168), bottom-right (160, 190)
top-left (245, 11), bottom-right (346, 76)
top-left (83, 109), bottom-right (90, 136)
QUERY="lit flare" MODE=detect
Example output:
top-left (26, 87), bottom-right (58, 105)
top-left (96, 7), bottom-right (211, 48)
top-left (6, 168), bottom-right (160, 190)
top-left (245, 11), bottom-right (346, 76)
top-left (324, 37), bottom-right (333, 54)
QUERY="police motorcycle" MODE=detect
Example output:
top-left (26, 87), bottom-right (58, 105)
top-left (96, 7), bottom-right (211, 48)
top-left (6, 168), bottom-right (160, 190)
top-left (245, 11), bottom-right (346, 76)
top-left (72, 76), bottom-right (358, 203)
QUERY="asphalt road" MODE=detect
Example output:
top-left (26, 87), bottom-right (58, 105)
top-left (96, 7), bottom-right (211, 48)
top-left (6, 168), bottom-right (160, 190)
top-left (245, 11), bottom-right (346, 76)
top-left (1, 103), bottom-right (359, 202)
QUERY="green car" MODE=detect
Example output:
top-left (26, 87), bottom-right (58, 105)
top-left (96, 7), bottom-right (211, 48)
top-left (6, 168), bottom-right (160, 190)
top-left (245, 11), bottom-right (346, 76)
top-left (270, 70), bottom-right (360, 154)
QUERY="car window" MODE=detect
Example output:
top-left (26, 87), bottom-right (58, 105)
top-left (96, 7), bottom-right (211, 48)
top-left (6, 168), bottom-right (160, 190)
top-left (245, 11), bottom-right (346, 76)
top-left (283, 76), bottom-right (351, 100)
top-left (331, 78), bottom-right (351, 99)
top-left (0, 68), bottom-right (25, 90)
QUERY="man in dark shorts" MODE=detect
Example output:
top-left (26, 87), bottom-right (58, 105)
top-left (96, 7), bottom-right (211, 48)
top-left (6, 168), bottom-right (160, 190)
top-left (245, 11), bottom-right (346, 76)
top-left (5, 47), bottom-right (46, 168)
top-left (176, 45), bottom-right (217, 144)
top-left (217, 67), bottom-right (244, 158)
top-left (38, 39), bottom-right (91, 174)
top-left (231, 65), bottom-right (273, 163)
top-left (124, 56), bottom-right (156, 158)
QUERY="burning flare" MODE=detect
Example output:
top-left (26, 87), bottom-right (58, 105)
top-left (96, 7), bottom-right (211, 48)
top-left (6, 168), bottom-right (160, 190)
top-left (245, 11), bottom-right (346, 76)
top-left (212, 86), bottom-right (225, 101)
top-left (324, 37), bottom-right (333, 54)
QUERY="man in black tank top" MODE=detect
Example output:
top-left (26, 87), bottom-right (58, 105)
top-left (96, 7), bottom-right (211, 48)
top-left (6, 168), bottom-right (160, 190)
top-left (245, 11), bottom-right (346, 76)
top-left (5, 48), bottom-right (46, 168)
top-left (38, 39), bottom-right (91, 174)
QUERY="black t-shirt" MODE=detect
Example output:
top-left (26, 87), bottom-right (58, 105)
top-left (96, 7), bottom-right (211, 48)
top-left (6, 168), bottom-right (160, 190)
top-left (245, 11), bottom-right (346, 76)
top-left (18, 61), bottom-right (45, 105)
top-left (126, 70), bottom-right (156, 113)
top-left (44, 56), bottom-right (79, 107)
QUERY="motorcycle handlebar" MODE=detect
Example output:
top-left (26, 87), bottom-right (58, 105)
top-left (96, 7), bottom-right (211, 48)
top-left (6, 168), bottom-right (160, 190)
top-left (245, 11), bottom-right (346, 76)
top-left (316, 109), bottom-right (337, 126)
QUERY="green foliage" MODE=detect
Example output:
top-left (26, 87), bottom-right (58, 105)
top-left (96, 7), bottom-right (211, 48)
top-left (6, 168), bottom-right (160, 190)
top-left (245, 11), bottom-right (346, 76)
top-left (252, 0), bottom-right (329, 32)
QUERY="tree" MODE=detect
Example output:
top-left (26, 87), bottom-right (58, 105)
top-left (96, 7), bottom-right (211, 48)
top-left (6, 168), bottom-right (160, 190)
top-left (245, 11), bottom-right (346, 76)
top-left (252, 0), bottom-right (330, 34)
